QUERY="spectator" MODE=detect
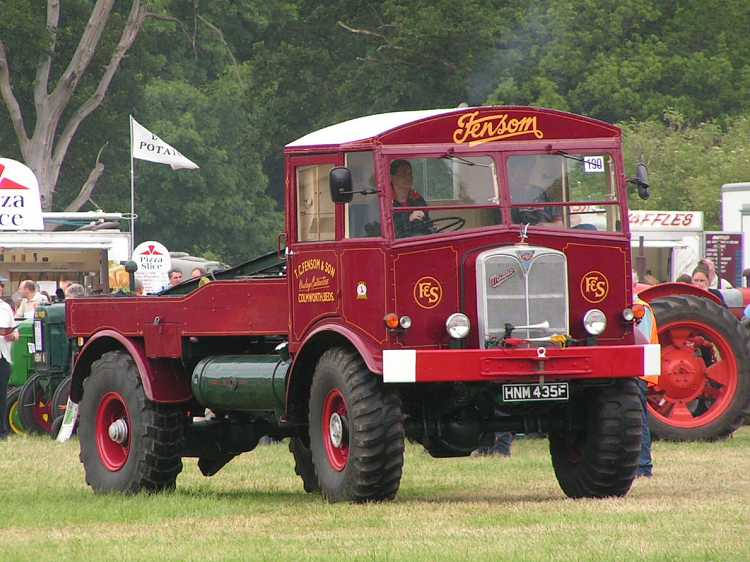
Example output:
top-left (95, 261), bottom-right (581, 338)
top-left (633, 270), bottom-right (655, 478)
top-left (0, 276), bottom-right (19, 439)
top-left (471, 432), bottom-right (513, 457)
top-left (691, 265), bottom-right (710, 290)
top-left (15, 280), bottom-right (49, 319)
top-left (675, 273), bottom-right (692, 283)
top-left (191, 267), bottom-right (207, 278)
top-left (54, 287), bottom-right (65, 302)
top-left (168, 269), bottom-right (183, 287)
top-left (64, 283), bottom-right (86, 298)
top-left (135, 280), bottom-right (145, 296)
top-left (699, 258), bottom-right (732, 289)
top-left (642, 270), bottom-right (660, 285)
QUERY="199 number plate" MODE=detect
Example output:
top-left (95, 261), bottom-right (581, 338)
top-left (501, 382), bottom-right (569, 402)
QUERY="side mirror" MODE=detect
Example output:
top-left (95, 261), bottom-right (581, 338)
top-left (330, 167), bottom-right (353, 203)
top-left (627, 162), bottom-right (650, 200)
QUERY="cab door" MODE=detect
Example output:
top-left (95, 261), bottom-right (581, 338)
top-left (287, 155), bottom-right (343, 347)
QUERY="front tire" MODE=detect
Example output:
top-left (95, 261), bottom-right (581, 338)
top-left (78, 351), bottom-right (184, 494)
top-left (549, 379), bottom-right (642, 498)
top-left (308, 348), bottom-right (404, 503)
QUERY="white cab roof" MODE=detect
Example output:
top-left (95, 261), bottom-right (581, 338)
top-left (286, 108), bottom-right (462, 148)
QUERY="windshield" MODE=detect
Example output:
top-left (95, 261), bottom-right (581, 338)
top-left (390, 156), bottom-right (501, 238)
top-left (508, 153), bottom-right (620, 232)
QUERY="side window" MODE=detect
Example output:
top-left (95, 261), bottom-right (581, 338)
top-left (345, 152), bottom-right (381, 238)
top-left (297, 164), bottom-right (335, 242)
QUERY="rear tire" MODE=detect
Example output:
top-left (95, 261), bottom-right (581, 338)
top-left (50, 375), bottom-right (72, 434)
top-left (308, 348), bottom-right (404, 503)
top-left (549, 379), bottom-right (642, 498)
top-left (5, 386), bottom-right (25, 434)
top-left (18, 374), bottom-right (54, 434)
top-left (649, 295), bottom-right (750, 441)
top-left (289, 433), bottom-right (320, 493)
top-left (78, 351), bottom-right (184, 494)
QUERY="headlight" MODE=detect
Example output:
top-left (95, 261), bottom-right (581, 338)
top-left (399, 316), bottom-right (412, 329)
top-left (446, 313), bottom-right (470, 339)
top-left (583, 309), bottom-right (607, 335)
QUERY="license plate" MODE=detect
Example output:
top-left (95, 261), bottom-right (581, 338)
top-left (501, 382), bottom-right (569, 402)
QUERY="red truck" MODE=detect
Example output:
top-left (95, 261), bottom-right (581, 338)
top-left (65, 106), bottom-right (660, 501)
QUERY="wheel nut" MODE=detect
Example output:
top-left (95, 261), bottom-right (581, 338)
top-left (108, 418), bottom-right (129, 444)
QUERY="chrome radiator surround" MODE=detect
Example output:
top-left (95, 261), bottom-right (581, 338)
top-left (476, 245), bottom-right (568, 347)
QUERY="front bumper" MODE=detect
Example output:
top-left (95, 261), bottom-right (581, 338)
top-left (382, 343), bottom-right (660, 383)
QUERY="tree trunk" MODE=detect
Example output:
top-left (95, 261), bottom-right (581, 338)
top-left (0, 0), bottom-right (151, 211)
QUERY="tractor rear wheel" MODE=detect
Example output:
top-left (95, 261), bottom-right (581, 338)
top-left (50, 375), bottom-right (72, 433)
top-left (5, 386), bottom-right (25, 435)
top-left (308, 348), bottom-right (404, 503)
top-left (549, 379), bottom-right (642, 498)
top-left (18, 374), bottom-right (54, 434)
top-left (649, 295), bottom-right (750, 441)
top-left (78, 351), bottom-right (184, 494)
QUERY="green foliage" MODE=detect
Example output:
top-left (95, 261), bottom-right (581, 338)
top-left (622, 114), bottom-right (750, 228)
top-left (3, 0), bottom-right (750, 262)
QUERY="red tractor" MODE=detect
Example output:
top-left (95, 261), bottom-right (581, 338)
top-left (638, 283), bottom-right (750, 441)
top-left (65, 106), bottom-right (660, 501)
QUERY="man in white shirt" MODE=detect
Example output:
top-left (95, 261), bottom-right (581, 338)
top-left (14, 279), bottom-right (49, 319)
top-left (0, 276), bottom-right (19, 439)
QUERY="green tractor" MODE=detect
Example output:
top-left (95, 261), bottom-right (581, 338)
top-left (4, 303), bottom-right (72, 436)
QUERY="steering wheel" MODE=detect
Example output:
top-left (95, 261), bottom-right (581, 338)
top-left (421, 216), bottom-right (466, 233)
top-left (512, 207), bottom-right (552, 226)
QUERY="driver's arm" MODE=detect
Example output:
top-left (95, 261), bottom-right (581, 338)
top-left (408, 192), bottom-right (429, 223)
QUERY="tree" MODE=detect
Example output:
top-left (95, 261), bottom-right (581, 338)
top-left (485, 0), bottom-right (750, 125)
top-left (622, 111), bottom-right (750, 228)
top-left (0, 0), bottom-right (155, 211)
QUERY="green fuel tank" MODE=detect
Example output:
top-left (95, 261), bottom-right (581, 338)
top-left (191, 355), bottom-right (290, 417)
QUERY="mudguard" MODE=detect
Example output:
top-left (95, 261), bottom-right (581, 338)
top-left (285, 323), bottom-right (382, 420)
top-left (69, 330), bottom-right (191, 404)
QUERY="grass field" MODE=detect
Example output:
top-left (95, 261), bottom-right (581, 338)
top-left (2, 428), bottom-right (749, 562)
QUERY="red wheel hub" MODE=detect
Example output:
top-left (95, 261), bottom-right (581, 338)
top-left (32, 396), bottom-right (53, 433)
top-left (95, 392), bottom-right (131, 471)
top-left (648, 321), bottom-right (738, 428)
top-left (660, 345), bottom-right (706, 401)
top-left (321, 389), bottom-right (349, 471)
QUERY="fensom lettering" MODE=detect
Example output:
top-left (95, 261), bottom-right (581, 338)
top-left (453, 112), bottom-right (544, 146)
top-left (294, 258), bottom-right (336, 280)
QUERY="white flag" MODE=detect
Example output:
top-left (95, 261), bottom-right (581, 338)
top-left (130, 116), bottom-right (199, 170)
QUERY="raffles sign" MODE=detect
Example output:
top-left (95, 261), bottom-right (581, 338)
top-left (629, 210), bottom-right (703, 231)
top-left (133, 241), bottom-right (171, 294)
top-left (0, 158), bottom-right (44, 230)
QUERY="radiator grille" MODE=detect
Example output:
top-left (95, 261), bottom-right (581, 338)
top-left (476, 246), bottom-right (568, 347)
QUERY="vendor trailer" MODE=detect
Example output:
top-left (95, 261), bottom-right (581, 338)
top-left (65, 106), bottom-right (659, 501)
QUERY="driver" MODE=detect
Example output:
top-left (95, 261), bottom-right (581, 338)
top-left (508, 156), bottom-right (563, 227)
top-left (391, 159), bottom-right (432, 238)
